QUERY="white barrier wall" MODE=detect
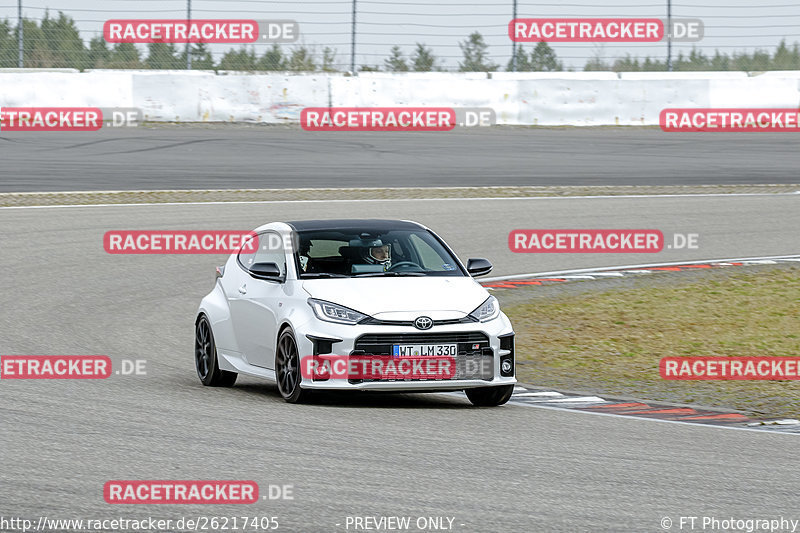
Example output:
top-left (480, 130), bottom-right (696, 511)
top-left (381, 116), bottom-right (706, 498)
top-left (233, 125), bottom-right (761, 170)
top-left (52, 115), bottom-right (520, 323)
top-left (708, 77), bottom-right (800, 108)
top-left (2, 70), bottom-right (799, 126)
top-left (130, 71), bottom-right (331, 122)
top-left (329, 77), bottom-right (521, 124)
top-left (0, 71), bottom-right (134, 108)
top-left (515, 79), bottom-right (711, 125)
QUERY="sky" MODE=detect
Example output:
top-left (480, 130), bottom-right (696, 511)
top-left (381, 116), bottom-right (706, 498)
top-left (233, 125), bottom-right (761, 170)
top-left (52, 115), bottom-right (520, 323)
top-left (1, 0), bottom-right (799, 70)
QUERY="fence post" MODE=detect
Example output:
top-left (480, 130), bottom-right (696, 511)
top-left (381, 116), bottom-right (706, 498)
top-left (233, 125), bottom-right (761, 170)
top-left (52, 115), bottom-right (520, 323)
top-left (511, 0), bottom-right (517, 71)
top-left (667, 0), bottom-right (672, 71)
top-left (17, 0), bottom-right (23, 68)
top-left (186, 0), bottom-right (192, 69)
top-left (350, 0), bottom-right (357, 73)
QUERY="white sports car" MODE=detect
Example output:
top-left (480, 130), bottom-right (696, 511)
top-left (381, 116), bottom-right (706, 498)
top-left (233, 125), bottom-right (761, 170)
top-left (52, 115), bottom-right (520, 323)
top-left (195, 219), bottom-right (516, 406)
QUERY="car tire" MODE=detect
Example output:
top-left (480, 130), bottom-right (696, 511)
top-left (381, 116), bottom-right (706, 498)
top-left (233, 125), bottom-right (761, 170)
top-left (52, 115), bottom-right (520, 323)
top-left (195, 315), bottom-right (237, 387)
top-left (465, 384), bottom-right (514, 407)
top-left (275, 327), bottom-right (310, 404)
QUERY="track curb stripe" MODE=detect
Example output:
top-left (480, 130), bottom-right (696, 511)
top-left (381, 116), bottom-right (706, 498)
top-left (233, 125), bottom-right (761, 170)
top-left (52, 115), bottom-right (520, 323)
top-left (507, 386), bottom-right (800, 434)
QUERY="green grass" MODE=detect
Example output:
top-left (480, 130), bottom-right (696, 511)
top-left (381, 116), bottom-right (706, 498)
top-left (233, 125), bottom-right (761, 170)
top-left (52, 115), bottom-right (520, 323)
top-left (505, 267), bottom-right (800, 419)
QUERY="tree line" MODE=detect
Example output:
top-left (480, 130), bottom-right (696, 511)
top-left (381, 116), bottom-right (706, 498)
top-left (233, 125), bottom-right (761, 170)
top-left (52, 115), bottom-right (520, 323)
top-left (2, 13), bottom-right (800, 72)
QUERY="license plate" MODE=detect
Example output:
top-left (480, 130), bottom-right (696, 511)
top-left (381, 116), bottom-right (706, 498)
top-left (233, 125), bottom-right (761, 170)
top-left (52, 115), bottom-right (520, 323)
top-left (392, 344), bottom-right (457, 357)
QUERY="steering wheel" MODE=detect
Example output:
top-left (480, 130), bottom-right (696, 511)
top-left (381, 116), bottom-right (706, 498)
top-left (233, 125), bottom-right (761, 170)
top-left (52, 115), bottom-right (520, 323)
top-left (388, 261), bottom-right (423, 271)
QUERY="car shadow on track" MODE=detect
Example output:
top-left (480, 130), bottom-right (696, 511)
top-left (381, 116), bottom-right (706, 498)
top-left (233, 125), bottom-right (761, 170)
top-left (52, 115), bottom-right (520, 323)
top-left (231, 381), bottom-right (472, 409)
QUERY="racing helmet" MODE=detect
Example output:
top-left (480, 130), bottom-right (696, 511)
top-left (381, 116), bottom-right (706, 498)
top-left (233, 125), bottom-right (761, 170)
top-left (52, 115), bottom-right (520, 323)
top-left (351, 237), bottom-right (391, 269)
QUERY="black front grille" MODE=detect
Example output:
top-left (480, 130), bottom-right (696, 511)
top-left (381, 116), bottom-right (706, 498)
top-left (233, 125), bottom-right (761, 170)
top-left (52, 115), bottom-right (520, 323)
top-left (352, 332), bottom-right (493, 382)
top-left (355, 332), bottom-right (488, 347)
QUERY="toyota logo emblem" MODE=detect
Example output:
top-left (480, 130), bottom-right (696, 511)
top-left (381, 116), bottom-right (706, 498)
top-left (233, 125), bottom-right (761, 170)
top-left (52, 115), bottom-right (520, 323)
top-left (414, 316), bottom-right (433, 330)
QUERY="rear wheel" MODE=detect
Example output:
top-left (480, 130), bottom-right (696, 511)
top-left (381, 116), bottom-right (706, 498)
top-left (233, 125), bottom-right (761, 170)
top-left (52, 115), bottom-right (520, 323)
top-left (275, 327), bottom-right (310, 403)
top-left (465, 384), bottom-right (514, 407)
top-left (195, 315), bottom-right (237, 387)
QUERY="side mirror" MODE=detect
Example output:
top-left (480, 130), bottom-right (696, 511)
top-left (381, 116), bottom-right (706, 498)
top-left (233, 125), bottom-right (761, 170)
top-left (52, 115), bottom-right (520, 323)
top-left (249, 262), bottom-right (283, 281)
top-left (466, 258), bottom-right (493, 277)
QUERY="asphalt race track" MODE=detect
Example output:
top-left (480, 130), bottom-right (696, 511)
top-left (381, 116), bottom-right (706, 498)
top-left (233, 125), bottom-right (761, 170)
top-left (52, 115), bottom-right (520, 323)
top-left (1, 194), bottom-right (799, 531)
top-left (2, 127), bottom-right (800, 191)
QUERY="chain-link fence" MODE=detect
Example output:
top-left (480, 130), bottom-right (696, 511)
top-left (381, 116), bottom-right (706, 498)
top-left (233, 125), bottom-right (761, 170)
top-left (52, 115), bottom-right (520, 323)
top-left (2, 1), bottom-right (800, 72)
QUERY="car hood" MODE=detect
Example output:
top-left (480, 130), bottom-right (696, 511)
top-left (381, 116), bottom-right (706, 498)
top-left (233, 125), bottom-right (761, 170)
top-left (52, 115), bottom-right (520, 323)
top-left (301, 277), bottom-right (489, 319)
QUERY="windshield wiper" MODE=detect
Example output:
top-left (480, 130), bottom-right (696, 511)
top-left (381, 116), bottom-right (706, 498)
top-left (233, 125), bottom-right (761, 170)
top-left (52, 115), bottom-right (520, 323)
top-left (353, 271), bottom-right (425, 277)
top-left (300, 273), bottom-right (349, 278)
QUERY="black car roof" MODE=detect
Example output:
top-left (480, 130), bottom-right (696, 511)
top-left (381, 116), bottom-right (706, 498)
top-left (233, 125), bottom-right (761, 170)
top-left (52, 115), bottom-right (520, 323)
top-left (286, 219), bottom-right (424, 232)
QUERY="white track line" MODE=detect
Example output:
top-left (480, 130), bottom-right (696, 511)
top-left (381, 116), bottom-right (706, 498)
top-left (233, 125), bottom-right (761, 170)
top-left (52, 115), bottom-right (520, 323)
top-left (538, 396), bottom-right (606, 403)
top-left (4, 186), bottom-right (799, 196)
top-left (1, 191), bottom-right (799, 210)
top-left (482, 254), bottom-right (800, 282)
top-left (748, 419), bottom-right (800, 426)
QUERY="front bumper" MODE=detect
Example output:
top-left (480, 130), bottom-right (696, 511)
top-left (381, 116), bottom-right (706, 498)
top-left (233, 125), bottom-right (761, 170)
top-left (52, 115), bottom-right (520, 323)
top-left (304, 378), bottom-right (512, 391)
top-left (295, 312), bottom-right (516, 391)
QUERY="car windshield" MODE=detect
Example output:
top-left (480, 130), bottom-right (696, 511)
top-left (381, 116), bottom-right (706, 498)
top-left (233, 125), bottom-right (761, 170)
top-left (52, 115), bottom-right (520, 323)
top-left (295, 228), bottom-right (465, 278)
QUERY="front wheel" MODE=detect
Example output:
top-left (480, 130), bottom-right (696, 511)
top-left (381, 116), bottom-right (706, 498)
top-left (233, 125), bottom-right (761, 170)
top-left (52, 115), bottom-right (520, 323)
top-left (275, 328), bottom-right (311, 403)
top-left (465, 384), bottom-right (514, 407)
top-left (195, 315), bottom-right (237, 387)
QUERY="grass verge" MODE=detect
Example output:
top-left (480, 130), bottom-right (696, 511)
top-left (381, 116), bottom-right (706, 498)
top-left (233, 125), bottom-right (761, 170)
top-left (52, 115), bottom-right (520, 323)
top-left (505, 266), bottom-right (800, 419)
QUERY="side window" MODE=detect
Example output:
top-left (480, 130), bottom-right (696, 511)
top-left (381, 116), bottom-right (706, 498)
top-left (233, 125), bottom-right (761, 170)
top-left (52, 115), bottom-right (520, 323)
top-left (238, 232), bottom-right (287, 276)
top-left (388, 237), bottom-right (407, 262)
top-left (408, 234), bottom-right (447, 270)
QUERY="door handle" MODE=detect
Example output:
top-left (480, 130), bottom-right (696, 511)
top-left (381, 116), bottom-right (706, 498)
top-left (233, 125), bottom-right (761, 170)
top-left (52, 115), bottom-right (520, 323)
top-left (238, 284), bottom-right (247, 295)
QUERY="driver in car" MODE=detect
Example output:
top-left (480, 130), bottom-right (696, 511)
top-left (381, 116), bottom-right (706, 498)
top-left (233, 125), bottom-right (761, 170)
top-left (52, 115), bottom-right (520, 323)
top-left (361, 243), bottom-right (391, 270)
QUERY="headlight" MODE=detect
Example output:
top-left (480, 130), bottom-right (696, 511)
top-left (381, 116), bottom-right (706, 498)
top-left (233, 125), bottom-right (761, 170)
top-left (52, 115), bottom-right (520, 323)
top-left (469, 296), bottom-right (500, 322)
top-left (308, 298), bottom-right (369, 325)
